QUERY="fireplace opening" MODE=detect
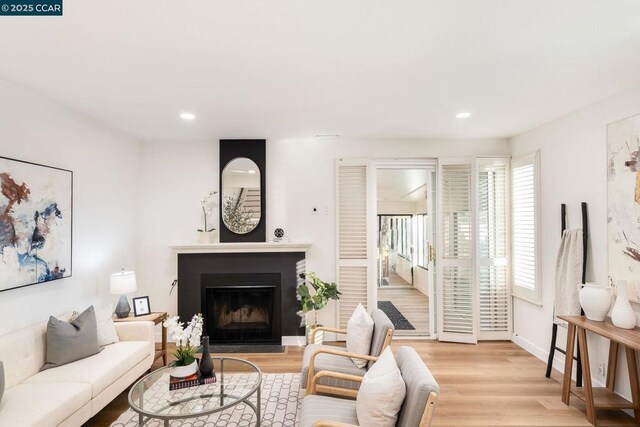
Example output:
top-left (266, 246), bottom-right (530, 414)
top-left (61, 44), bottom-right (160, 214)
top-left (206, 285), bottom-right (276, 344)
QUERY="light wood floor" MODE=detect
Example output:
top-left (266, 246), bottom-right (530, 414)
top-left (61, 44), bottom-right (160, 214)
top-left (379, 280), bottom-right (430, 336)
top-left (84, 341), bottom-right (639, 426)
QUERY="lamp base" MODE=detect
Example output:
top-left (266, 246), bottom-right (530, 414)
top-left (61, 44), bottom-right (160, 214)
top-left (115, 294), bottom-right (131, 318)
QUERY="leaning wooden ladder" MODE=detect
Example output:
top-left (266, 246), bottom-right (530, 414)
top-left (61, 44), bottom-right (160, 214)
top-left (545, 202), bottom-right (588, 386)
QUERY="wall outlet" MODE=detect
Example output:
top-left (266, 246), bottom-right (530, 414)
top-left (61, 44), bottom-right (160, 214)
top-left (598, 361), bottom-right (606, 378)
top-left (323, 206), bottom-right (330, 215)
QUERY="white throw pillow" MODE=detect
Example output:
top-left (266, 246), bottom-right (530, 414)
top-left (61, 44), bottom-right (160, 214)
top-left (356, 347), bottom-right (406, 427)
top-left (72, 305), bottom-right (119, 347)
top-left (346, 303), bottom-right (374, 368)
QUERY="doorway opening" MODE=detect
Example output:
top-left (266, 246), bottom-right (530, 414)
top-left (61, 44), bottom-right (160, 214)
top-left (376, 166), bottom-right (436, 337)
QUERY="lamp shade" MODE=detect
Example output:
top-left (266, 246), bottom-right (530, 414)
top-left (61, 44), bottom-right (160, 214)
top-left (110, 270), bottom-right (137, 294)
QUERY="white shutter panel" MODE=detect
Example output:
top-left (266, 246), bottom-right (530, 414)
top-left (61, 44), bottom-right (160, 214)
top-left (437, 160), bottom-right (477, 343)
top-left (336, 159), bottom-right (370, 331)
top-left (477, 159), bottom-right (511, 340)
top-left (512, 153), bottom-right (541, 303)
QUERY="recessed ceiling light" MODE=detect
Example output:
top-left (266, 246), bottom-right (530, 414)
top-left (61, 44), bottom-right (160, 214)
top-left (180, 112), bottom-right (196, 120)
top-left (455, 112), bottom-right (471, 119)
top-left (314, 134), bottom-right (340, 138)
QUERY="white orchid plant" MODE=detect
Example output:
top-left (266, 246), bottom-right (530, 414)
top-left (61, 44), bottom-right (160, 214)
top-left (163, 313), bottom-right (204, 367)
top-left (198, 189), bottom-right (217, 233)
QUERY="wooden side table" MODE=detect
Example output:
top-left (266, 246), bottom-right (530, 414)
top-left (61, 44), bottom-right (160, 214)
top-left (113, 311), bottom-right (168, 366)
top-left (559, 315), bottom-right (640, 426)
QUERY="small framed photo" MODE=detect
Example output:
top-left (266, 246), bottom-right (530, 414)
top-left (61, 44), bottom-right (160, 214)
top-left (133, 296), bottom-right (151, 316)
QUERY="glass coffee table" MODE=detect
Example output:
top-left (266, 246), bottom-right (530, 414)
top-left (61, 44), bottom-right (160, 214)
top-left (129, 357), bottom-right (262, 426)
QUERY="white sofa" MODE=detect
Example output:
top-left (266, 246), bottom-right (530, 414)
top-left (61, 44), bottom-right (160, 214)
top-left (0, 314), bottom-right (155, 427)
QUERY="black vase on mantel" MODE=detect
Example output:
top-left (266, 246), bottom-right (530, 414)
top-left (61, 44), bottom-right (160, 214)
top-left (199, 336), bottom-right (214, 377)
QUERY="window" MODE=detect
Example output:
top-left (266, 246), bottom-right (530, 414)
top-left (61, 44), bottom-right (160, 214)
top-left (511, 151), bottom-right (541, 305)
top-left (416, 214), bottom-right (429, 268)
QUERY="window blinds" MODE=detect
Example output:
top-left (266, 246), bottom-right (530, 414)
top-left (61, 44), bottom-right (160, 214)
top-left (512, 162), bottom-right (536, 291)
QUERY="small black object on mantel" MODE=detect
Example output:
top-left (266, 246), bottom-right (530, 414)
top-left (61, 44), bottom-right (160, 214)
top-left (199, 336), bottom-right (214, 377)
top-left (274, 228), bottom-right (284, 239)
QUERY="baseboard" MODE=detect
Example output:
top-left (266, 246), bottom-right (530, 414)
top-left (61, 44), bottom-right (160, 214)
top-left (511, 333), bottom-right (605, 388)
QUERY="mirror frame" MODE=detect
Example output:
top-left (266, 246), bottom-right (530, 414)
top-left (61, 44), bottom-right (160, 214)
top-left (219, 139), bottom-right (266, 242)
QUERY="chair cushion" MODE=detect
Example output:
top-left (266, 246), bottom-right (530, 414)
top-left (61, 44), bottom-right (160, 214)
top-left (356, 347), bottom-right (406, 427)
top-left (24, 340), bottom-right (149, 398)
top-left (42, 306), bottom-right (100, 371)
top-left (368, 309), bottom-right (395, 369)
top-left (299, 395), bottom-right (359, 427)
top-left (301, 344), bottom-right (366, 390)
top-left (395, 346), bottom-right (440, 427)
top-left (346, 304), bottom-right (374, 368)
top-left (0, 382), bottom-right (92, 427)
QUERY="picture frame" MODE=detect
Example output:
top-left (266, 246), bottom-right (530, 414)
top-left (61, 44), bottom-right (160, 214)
top-left (0, 156), bottom-right (73, 293)
top-left (607, 113), bottom-right (640, 302)
top-left (133, 296), bottom-right (151, 316)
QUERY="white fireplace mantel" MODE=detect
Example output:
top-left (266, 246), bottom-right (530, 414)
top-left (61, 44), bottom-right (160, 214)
top-left (169, 242), bottom-right (312, 254)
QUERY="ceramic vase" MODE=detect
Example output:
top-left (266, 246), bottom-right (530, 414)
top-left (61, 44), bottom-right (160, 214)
top-left (611, 280), bottom-right (637, 329)
top-left (171, 360), bottom-right (198, 378)
top-left (199, 336), bottom-right (214, 377)
top-left (198, 231), bottom-right (216, 244)
top-left (578, 283), bottom-right (612, 321)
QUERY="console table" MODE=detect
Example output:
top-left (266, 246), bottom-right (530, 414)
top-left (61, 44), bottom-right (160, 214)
top-left (113, 312), bottom-right (168, 366)
top-left (559, 315), bottom-right (640, 426)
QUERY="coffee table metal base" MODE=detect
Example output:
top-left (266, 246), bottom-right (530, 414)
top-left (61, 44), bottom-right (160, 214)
top-left (136, 388), bottom-right (261, 426)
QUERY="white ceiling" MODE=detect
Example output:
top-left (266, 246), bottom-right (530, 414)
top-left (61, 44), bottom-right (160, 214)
top-left (1, 0), bottom-right (639, 142)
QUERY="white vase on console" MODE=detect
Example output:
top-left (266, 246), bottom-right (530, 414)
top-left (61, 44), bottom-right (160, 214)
top-left (611, 280), bottom-right (637, 329)
top-left (578, 283), bottom-right (612, 321)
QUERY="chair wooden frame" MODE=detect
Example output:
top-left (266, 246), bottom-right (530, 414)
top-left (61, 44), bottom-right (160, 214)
top-left (310, 327), bottom-right (347, 344)
top-left (305, 328), bottom-right (394, 396)
top-left (308, 370), bottom-right (439, 427)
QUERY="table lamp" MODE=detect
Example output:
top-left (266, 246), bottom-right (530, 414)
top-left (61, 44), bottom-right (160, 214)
top-left (110, 269), bottom-right (137, 318)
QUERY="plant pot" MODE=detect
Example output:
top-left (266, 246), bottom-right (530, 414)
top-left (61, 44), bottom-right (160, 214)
top-left (171, 360), bottom-right (198, 378)
top-left (579, 283), bottom-right (612, 321)
top-left (611, 280), bottom-right (637, 329)
top-left (306, 325), bottom-right (323, 345)
top-left (198, 231), bottom-right (216, 244)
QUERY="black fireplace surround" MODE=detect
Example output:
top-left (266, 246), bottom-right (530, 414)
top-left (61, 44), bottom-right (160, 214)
top-left (177, 252), bottom-right (305, 345)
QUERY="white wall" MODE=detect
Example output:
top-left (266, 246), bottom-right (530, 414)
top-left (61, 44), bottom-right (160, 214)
top-left (510, 84), bottom-right (640, 400)
top-left (137, 138), bottom-right (508, 334)
top-left (377, 201), bottom-right (416, 215)
top-left (0, 78), bottom-right (141, 335)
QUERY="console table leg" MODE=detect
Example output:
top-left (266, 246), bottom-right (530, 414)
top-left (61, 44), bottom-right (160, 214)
top-left (577, 327), bottom-right (597, 425)
top-left (625, 347), bottom-right (640, 422)
top-left (562, 323), bottom-right (577, 405)
top-left (607, 341), bottom-right (619, 391)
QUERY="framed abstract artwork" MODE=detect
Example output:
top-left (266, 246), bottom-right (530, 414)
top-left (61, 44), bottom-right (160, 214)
top-left (607, 113), bottom-right (640, 302)
top-left (0, 156), bottom-right (72, 292)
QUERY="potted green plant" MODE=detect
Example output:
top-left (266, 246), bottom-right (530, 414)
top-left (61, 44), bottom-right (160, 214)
top-left (297, 272), bottom-right (341, 344)
top-left (163, 313), bottom-right (203, 377)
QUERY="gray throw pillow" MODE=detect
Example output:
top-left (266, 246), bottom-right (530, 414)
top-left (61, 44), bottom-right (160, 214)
top-left (41, 306), bottom-right (100, 371)
top-left (0, 360), bottom-right (4, 404)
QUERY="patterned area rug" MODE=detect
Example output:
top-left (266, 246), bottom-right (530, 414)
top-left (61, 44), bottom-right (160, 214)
top-left (111, 373), bottom-right (301, 427)
top-left (378, 300), bottom-right (415, 330)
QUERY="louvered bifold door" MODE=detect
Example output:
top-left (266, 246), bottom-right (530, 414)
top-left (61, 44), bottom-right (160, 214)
top-left (437, 160), bottom-right (477, 343)
top-left (477, 158), bottom-right (511, 340)
top-left (336, 159), bottom-right (371, 333)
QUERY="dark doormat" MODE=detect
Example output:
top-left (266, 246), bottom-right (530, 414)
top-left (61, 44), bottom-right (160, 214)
top-left (203, 344), bottom-right (286, 354)
top-left (377, 301), bottom-right (416, 330)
